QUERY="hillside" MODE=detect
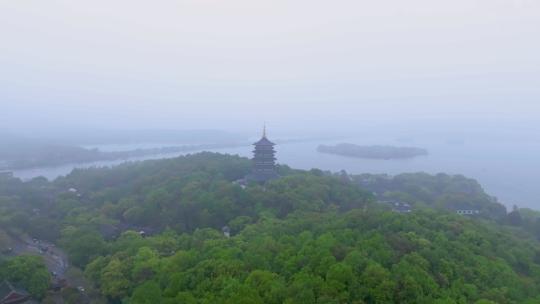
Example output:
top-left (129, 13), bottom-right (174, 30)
top-left (86, 210), bottom-right (540, 303)
top-left (353, 172), bottom-right (508, 219)
top-left (0, 153), bottom-right (539, 303)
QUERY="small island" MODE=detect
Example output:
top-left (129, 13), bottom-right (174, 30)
top-left (317, 143), bottom-right (428, 160)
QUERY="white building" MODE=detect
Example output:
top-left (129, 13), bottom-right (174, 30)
top-left (456, 210), bottom-right (480, 216)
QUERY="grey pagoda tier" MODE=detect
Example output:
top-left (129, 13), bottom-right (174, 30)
top-left (246, 126), bottom-right (279, 183)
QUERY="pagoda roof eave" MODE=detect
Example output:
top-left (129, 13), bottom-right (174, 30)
top-left (253, 136), bottom-right (276, 145)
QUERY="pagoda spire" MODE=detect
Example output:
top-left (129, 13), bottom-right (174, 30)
top-left (263, 123), bottom-right (267, 138)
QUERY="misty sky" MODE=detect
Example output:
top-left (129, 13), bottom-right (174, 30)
top-left (1, 0), bottom-right (539, 135)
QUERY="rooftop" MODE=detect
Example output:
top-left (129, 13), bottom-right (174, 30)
top-left (253, 136), bottom-right (275, 146)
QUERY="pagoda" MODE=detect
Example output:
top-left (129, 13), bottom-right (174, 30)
top-left (246, 126), bottom-right (279, 183)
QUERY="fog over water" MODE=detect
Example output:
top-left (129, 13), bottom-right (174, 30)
top-left (2, 1), bottom-right (540, 208)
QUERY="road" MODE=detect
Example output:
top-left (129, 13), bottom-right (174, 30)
top-left (10, 234), bottom-right (69, 279)
top-left (5, 232), bottom-right (104, 303)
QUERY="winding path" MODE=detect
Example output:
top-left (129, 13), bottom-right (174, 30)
top-left (9, 234), bottom-right (69, 280)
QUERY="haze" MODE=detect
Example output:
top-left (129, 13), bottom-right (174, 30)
top-left (1, 0), bottom-right (539, 137)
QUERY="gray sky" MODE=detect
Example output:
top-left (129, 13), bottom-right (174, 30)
top-left (1, 0), bottom-right (539, 135)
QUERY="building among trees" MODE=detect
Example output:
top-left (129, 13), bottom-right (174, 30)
top-left (0, 281), bottom-right (30, 304)
top-left (246, 126), bottom-right (279, 183)
top-left (391, 201), bottom-right (412, 213)
top-left (456, 209), bottom-right (480, 216)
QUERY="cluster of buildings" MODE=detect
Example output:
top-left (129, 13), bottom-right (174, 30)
top-left (384, 200), bottom-right (480, 216)
top-left (456, 209), bottom-right (480, 216)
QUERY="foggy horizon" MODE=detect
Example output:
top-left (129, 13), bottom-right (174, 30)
top-left (1, 1), bottom-right (540, 206)
top-left (2, 0), bottom-right (539, 136)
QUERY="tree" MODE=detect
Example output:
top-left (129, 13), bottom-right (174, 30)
top-left (245, 270), bottom-right (286, 304)
top-left (132, 247), bottom-right (160, 282)
top-left (359, 263), bottom-right (395, 303)
top-left (507, 206), bottom-right (523, 226)
top-left (285, 272), bottom-right (324, 304)
top-left (131, 281), bottom-right (163, 304)
top-left (59, 227), bottom-right (107, 267)
top-left (2, 255), bottom-right (51, 299)
top-left (100, 258), bottom-right (131, 299)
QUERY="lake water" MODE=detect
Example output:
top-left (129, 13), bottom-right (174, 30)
top-left (11, 138), bottom-right (540, 210)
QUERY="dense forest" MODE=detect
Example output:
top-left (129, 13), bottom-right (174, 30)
top-left (1, 153), bottom-right (540, 303)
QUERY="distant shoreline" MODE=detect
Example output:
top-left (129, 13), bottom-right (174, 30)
top-left (1, 143), bottom-right (248, 170)
top-left (1, 137), bottom-right (338, 171)
top-left (317, 143), bottom-right (428, 160)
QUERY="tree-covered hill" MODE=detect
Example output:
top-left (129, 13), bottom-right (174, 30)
top-left (1, 152), bottom-right (540, 303)
top-left (86, 210), bottom-right (540, 303)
